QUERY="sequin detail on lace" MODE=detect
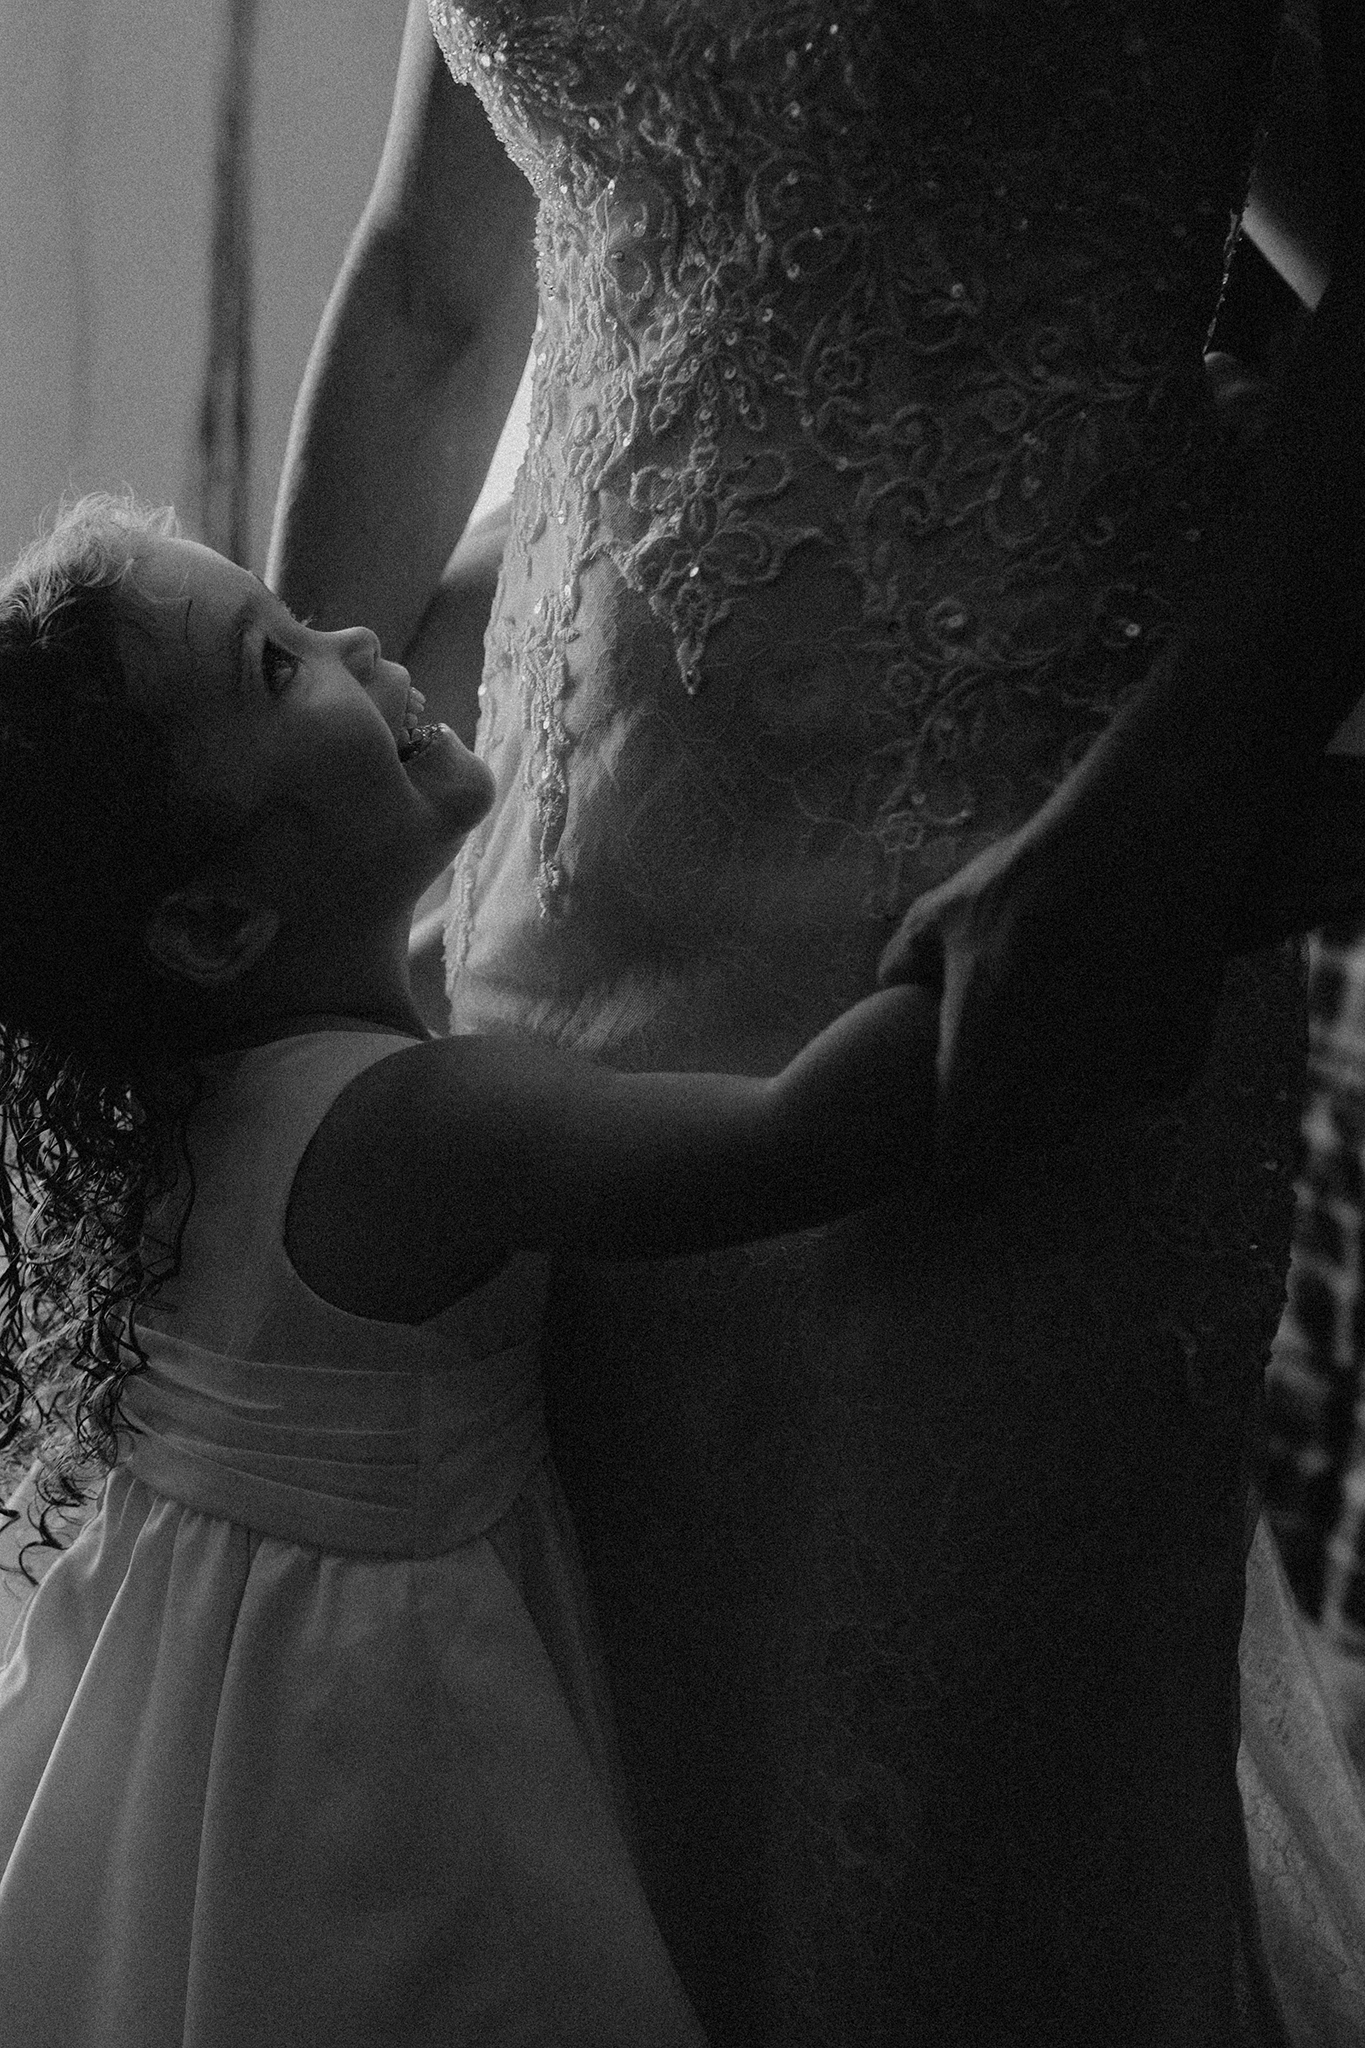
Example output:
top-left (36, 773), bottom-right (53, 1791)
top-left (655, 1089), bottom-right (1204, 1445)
top-left (430, 0), bottom-right (1244, 931)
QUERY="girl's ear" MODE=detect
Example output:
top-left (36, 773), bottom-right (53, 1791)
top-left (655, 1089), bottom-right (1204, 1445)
top-left (143, 887), bottom-right (279, 989)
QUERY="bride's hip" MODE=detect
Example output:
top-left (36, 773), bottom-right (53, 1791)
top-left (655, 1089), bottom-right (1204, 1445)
top-left (546, 944), bottom-right (1306, 1508)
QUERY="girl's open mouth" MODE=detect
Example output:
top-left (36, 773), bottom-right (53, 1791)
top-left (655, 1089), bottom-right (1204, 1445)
top-left (398, 722), bottom-right (441, 763)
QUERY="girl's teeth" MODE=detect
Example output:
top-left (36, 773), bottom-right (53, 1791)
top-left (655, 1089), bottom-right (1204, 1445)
top-left (398, 722), bottom-right (440, 762)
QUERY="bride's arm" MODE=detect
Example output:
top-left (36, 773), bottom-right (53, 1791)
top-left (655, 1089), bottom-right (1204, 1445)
top-left (879, 259), bottom-right (1365, 1161)
top-left (265, 0), bottom-right (536, 661)
top-left (402, 499), bottom-right (511, 746)
top-left (879, 8), bottom-right (1365, 1163)
top-left (402, 500), bottom-right (511, 1034)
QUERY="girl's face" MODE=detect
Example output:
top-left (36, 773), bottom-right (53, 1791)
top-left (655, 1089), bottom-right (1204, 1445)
top-left (129, 537), bottom-right (493, 911)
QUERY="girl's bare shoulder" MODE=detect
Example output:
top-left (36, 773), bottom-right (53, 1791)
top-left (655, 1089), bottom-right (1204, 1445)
top-left (284, 1035), bottom-right (529, 1325)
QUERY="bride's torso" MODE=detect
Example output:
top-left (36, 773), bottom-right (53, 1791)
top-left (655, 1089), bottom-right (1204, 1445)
top-left (431, 0), bottom-right (1264, 1070)
top-left (424, 9), bottom-right (1304, 2036)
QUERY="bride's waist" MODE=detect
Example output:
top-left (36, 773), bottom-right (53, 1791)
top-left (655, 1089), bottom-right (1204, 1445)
top-left (446, 834), bottom-right (942, 1070)
top-left (448, 957), bottom-right (879, 1075)
top-left (505, 388), bottom-right (1233, 729)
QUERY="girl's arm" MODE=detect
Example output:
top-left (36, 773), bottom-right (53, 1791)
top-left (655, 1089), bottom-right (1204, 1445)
top-left (478, 984), bottom-right (940, 1259)
top-left (288, 988), bottom-right (940, 1313)
top-left (265, 0), bottom-right (536, 660)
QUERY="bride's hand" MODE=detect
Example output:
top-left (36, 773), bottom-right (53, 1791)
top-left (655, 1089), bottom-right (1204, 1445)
top-left (876, 804), bottom-right (1228, 1168)
top-left (878, 753), bottom-right (1365, 1168)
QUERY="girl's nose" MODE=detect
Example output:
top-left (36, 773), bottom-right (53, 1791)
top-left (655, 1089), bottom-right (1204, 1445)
top-left (333, 625), bottom-right (380, 679)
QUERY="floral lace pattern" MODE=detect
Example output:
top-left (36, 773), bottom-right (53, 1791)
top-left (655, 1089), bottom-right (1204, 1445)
top-left (431, 0), bottom-right (1250, 1032)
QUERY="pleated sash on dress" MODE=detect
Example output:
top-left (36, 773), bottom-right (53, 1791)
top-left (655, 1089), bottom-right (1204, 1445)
top-left (120, 1323), bottom-right (548, 1560)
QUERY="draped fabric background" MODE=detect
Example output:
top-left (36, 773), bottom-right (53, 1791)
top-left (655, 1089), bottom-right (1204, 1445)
top-left (0, 0), bottom-right (415, 571)
top-left (197, 0), bottom-right (261, 564)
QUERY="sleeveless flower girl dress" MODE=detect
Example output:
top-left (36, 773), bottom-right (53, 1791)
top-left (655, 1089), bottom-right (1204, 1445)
top-left (426, 2), bottom-right (1365, 2039)
top-left (0, 1031), bottom-right (707, 2048)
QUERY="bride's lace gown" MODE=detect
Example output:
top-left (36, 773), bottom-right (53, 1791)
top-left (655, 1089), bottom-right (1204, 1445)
top-left (428, 3), bottom-right (1333, 2041)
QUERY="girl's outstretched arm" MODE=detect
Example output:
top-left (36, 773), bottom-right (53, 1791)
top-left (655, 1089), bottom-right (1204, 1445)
top-left (286, 988), bottom-right (940, 1317)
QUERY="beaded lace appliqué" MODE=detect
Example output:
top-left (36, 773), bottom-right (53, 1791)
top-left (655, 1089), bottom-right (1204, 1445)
top-left (430, 0), bottom-right (1241, 926)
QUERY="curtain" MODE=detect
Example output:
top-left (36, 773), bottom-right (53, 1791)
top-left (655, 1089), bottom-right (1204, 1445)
top-left (196, 0), bottom-right (261, 563)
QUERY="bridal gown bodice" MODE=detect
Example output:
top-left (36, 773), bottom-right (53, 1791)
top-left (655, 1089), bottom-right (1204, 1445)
top-left (431, 0), bottom-right (1265, 1070)
top-left (427, 5), bottom-right (1310, 2044)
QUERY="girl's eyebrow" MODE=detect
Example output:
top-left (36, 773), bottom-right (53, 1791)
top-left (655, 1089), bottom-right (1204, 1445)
top-left (253, 570), bottom-right (308, 627)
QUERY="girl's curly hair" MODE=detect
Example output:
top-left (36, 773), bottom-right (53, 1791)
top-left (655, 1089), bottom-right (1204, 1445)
top-left (0, 492), bottom-right (212, 1578)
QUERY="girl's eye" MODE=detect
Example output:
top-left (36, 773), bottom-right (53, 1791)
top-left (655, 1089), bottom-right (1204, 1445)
top-left (261, 640), bottom-right (301, 695)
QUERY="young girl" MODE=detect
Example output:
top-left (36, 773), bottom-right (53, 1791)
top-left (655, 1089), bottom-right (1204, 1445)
top-left (0, 494), bottom-right (938, 2048)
